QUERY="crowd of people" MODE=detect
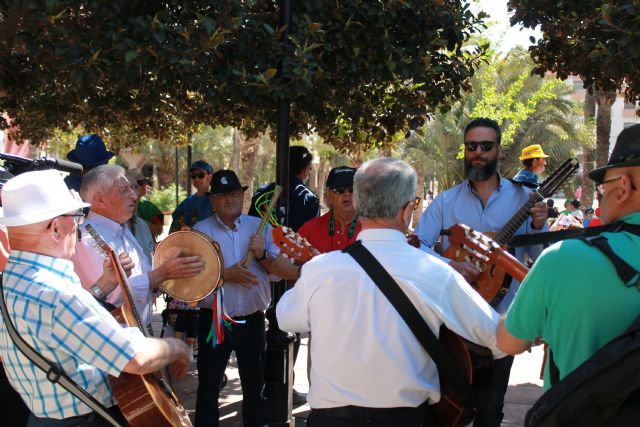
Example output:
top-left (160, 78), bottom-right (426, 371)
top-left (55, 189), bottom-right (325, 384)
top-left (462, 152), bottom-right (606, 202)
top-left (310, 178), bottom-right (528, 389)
top-left (0, 120), bottom-right (638, 426)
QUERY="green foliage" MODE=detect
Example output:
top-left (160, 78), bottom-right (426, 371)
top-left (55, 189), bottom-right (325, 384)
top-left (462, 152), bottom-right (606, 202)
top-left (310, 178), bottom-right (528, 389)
top-left (508, 0), bottom-right (640, 104)
top-left (0, 0), bottom-right (489, 152)
top-left (145, 184), bottom-right (187, 213)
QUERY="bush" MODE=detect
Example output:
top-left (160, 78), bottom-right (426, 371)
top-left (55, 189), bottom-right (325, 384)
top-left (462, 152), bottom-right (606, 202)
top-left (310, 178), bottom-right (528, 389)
top-left (146, 183), bottom-right (187, 213)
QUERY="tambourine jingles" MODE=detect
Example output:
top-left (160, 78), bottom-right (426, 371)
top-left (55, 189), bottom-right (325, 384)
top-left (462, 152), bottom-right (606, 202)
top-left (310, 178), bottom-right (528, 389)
top-left (153, 230), bottom-right (224, 302)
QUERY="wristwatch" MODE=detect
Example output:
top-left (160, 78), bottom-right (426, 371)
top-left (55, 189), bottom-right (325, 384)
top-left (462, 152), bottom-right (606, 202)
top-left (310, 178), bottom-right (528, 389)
top-left (255, 251), bottom-right (268, 261)
top-left (90, 283), bottom-right (106, 301)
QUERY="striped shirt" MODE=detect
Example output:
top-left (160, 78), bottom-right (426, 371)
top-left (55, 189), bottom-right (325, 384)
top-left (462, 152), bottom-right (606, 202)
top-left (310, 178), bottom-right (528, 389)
top-left (0, 250), bottom-right (145, 419)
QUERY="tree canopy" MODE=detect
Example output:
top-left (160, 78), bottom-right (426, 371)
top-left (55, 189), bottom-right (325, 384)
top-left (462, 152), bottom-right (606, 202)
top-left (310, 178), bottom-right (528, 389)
top-left (0, 0), bottom-right (489, 151)
top-left (508, 1), bottom-right (640, 104)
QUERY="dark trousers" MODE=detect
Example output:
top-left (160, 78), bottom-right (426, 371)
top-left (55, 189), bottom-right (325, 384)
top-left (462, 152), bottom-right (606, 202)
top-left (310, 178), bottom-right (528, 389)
top-left (473, 355), bottom-right (514, 427)
top-left (308, 403), bottom-right (433, 427)
top-left (195, 309), bottom-right (268, 427)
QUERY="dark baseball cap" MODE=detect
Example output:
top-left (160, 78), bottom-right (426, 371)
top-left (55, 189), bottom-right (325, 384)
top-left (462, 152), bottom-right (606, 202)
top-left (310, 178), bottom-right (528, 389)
top-left (326, 166), bottom-right (357, 189)
top-left (189, 160), bottom-right (213, 174)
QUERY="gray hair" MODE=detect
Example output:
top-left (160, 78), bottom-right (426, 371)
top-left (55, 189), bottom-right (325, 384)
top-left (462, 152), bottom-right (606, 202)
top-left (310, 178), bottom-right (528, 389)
top-left (80, 164), bottom-right (126, 203)
top-left (353, 157), bottom-right (416, 219)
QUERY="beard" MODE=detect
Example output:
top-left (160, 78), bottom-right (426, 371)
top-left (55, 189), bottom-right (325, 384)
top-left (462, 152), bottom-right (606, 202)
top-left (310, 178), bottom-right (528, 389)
top-left (464, 156), bottom-right (499, 182)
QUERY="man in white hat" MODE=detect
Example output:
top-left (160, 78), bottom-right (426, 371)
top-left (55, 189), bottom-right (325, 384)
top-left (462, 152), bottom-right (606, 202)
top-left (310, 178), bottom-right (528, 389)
top-left (0, 170), bottom-right (191, 425)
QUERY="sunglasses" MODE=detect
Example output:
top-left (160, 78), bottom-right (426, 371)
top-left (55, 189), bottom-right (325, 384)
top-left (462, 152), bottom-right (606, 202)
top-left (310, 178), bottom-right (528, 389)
top-left (464, 140), bottom-right (497, 152)
top-left (190, 172), bottom-right (207, 179)
top-left (596, 175), bottom-right (622, 196)
top-left (330, 185), bottom-right (353, 194)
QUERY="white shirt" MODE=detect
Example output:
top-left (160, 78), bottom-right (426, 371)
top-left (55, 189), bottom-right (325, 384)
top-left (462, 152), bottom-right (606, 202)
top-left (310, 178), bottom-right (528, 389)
top-left (276, 228), bottom-right (505, 409)
top-left (194, 214), bottom-right (279, 317)
top-left (74, 212), bottom-right (154, 325)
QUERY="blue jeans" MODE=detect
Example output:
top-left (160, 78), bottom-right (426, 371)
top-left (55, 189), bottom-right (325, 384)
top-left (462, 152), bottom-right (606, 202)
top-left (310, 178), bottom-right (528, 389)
top-left (195, 309), bottom-right (268, 427)
top-left (473, 355), bottom-right (514, 427)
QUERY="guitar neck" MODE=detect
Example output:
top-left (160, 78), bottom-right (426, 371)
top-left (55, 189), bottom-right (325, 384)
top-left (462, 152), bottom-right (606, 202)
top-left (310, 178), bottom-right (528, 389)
top-left (493, 192), bottom-right (543, 244)
top-left (85, 225), bottom-right (149, 336)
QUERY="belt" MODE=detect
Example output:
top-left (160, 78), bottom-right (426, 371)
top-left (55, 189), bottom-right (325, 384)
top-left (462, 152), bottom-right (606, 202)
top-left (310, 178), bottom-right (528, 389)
top-left (312, 401), bottom-right (430, 419)
top-left (200, 308), bottom-right (263, 321)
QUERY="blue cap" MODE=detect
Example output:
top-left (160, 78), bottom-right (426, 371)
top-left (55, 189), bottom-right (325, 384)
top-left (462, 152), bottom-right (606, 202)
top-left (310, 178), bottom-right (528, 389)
top-left (189, 160), bottom-right (213, 174)
top-left (67, 134), bottom-right (114, 167)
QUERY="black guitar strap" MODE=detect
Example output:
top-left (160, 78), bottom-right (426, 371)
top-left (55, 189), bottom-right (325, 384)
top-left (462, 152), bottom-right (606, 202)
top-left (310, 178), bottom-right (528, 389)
top-left (343, 241), bottom-right (472, 406)
top-left (0, 274), bottom-right (125, 427)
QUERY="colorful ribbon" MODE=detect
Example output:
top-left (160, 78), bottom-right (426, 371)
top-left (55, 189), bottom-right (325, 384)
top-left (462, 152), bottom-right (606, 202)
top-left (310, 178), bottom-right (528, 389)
top-left (206, 288), bottom-right (244, 348)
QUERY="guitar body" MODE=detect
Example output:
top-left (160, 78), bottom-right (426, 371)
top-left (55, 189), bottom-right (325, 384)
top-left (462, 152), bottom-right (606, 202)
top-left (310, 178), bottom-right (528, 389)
top-left (432, 326), bottom-right (493, 427)
top-left (109, 307), bottom-right (192, 427)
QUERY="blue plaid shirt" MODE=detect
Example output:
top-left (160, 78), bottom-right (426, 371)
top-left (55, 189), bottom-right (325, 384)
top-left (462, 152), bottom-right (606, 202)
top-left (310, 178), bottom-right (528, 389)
top-left (0, 250), bottom-right (145, 419)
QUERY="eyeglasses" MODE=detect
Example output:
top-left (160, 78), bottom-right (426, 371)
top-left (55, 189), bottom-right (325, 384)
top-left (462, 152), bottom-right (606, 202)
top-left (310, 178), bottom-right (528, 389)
top-left (464, 141), bottom-right (496, 152)
top-left (190, 172), bottom-right (207, 180)
top-left (46, 212), bottom-right (86, 229)
top-left (404, 196), bottom-right (421, 211)
top-left (330, 185), bottom-right (353, 194)
top-left (596, 175), bottom-right (623, 195)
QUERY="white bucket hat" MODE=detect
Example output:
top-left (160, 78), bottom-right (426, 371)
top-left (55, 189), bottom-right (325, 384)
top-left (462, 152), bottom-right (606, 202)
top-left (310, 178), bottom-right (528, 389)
top-left (0, 169), bottom-right (90, 226)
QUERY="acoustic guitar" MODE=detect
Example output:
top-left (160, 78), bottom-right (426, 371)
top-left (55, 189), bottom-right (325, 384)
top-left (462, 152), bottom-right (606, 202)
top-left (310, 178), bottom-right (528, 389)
top-left (85, 225), bottom-right (192, 427)
top-left (443, 158), bottom-right (579, 301)
top-left (272, 226), bottom-right (316, 264)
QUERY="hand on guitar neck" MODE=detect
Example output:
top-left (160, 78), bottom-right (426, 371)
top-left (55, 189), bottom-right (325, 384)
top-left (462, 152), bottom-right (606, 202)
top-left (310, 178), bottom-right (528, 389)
top-left (448, 260), bottom-right (482, 283)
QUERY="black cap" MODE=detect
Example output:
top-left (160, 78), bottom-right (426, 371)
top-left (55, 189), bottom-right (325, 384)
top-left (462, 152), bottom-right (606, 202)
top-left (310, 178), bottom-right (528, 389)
top-left (189, 160), bottom-right (213, 174)
top-left (326, 166), bottom-right (357, 189)
top-left (589, 124), bottom-right (640, 183)
top-left (210, 170), bottom-right (248, 194)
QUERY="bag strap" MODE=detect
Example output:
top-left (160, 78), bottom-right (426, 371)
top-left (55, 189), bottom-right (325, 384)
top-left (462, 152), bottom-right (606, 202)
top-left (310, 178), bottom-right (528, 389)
top-left (548, 232), bottom-right (640, 386)
top-left (343, 241), bottom-right (471, 403)
top-left (0, 274), bottom-right (125, 427)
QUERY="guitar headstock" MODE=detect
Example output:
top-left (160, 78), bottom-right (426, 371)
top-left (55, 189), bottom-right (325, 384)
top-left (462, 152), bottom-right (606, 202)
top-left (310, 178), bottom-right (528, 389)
top-left (539, 158), bottom-right (579, 198)
top-left (272, 226), bottom-right (316, 264)
top-left (444, 224), bottom-right (500, 266)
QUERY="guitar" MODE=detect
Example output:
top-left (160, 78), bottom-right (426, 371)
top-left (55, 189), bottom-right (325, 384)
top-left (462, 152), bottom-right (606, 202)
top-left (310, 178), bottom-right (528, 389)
top-left (443, 158), bottom-right (579, 301)
top-left (433, 227), bottom-right (529, 427)
top-left (272, 226), bottom-right (317, 264)
top-left (85, 224), bottom-right (192, 427)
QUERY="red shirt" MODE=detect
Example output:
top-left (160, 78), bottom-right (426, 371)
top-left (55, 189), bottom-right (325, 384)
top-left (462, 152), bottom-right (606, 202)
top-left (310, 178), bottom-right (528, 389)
top-left (298, 211), bottom-right (361, 253)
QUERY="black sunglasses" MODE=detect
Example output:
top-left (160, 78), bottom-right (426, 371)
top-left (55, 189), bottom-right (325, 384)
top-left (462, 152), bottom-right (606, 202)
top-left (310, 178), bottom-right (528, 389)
top-left (190, 172), bottom-right (207, 179)
top-left (464, 140), bottom-right (496, 152)
top-left (330, 185), bottom-right (353, 194)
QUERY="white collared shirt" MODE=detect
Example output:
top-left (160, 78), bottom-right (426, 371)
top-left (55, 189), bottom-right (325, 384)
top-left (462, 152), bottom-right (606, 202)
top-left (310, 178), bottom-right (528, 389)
top-left (74, 211), bottom-right (153, 325)
top-left (194, 213), bottom-right (279, 316)
top-left (276, 228), bottom-right (505, 409)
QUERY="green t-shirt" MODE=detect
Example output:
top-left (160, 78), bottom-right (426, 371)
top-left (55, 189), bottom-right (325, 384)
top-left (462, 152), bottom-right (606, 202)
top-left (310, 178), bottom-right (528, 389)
top-left (505, 212), bottom-right (640, 390)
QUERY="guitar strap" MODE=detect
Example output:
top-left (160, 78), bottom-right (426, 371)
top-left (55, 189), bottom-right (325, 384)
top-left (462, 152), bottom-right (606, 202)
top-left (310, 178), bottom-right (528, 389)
top-left (0, 274), bottom-right (126, 427)
top-left (343, 241), bottom-right (472, 406)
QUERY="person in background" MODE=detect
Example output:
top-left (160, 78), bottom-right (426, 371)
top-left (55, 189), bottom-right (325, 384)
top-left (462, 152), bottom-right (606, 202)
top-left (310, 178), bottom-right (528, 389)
top-left (170, 160), bottom-right (214, 232)
top-left (582, 207), bottom-right (595, 227)
top-left (124, 170), bottom-right (156, 263)
top-left (64, 134), bottom-right (115, 192)
top-left (127, 169), bottom-right (164, 240)
top-left (512, 144), bottom-right (549, 189)
top-left (568, 199), bottom-right (584, 221)
top-left (298, 166), bottom-right (361, 253)
top-left (546, 199), bottom-right (560, 220)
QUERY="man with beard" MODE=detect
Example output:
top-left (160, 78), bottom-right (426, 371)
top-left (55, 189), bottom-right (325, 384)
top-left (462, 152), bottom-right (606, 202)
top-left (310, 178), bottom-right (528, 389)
top-left (414, 117), bottom-right (548, 427)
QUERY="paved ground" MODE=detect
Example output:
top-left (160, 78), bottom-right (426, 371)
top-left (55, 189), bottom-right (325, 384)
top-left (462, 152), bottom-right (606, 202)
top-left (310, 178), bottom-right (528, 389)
top-left (151, 302), bottom-right (544, 427)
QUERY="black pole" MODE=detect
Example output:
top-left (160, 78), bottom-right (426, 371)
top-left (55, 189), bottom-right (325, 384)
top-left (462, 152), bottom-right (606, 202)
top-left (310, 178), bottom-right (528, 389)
top-left (174, 146), bottom-right (179, 209)
top-left (187, 143), bottom-right (193, 196)
top-left (265, 1), bottom-right (296, 426)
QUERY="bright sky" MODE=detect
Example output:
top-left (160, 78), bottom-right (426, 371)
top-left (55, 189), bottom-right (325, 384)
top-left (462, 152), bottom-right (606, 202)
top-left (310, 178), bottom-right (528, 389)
top-left (472, 0), bottom-right (541, 52)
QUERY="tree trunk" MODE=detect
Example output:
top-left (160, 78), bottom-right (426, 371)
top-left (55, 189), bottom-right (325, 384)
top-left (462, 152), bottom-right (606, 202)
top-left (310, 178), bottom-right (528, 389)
top-left (240, 131), bottom-right (261, 212)
top-left (412, 170), bottom-right (426, 229)
top-left (594, 88), bottom-right (617, 169)
top-left (154, 142), bottom-right (178, 188)
top-left (230, 128), bottom-right (241, 171)
top-left (581, 85), bottom-right (596, 209)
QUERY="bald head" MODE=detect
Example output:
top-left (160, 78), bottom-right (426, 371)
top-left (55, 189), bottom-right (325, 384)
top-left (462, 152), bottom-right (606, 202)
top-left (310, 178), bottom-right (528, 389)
top-left (598, 166), bottom-right (640, 224)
